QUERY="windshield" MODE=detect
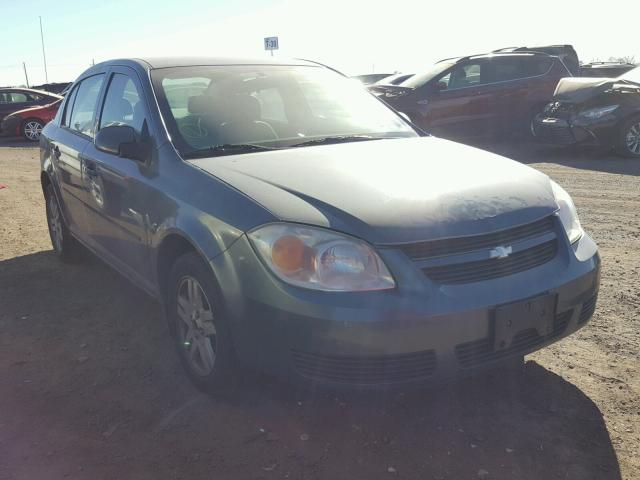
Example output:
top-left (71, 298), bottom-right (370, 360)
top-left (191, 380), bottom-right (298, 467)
top-left (399, 62), bottom-right (455, 88)
top-left (619, 66), bottom-right (640, 84)
top-left (151, 65), bottom-right (418, 156)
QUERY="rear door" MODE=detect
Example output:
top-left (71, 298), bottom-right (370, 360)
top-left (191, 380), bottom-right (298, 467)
top-left (487, 56), bottom-right (556, 132)
top-left (422, 60), bottom-right (495, 138)
top-left (0, 90), bottom-right (32, 119)
top-left (81, 67), bottom-right (155, 286)
top-left (51, 74), bottom-right (106, 240)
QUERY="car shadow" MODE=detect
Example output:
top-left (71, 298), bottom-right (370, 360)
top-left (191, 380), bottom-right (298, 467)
top-left (0, 137), bottom-right (36, 148)
top-left (0, 250), bottom-right (622, 480)
top-left (471, 138), bottom-right (640, 177)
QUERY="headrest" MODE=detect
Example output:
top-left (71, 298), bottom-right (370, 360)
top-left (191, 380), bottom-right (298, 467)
top-left (228, 94), bottom-right (261, 122)
top-left (188, 95), bottom-right (215, 115)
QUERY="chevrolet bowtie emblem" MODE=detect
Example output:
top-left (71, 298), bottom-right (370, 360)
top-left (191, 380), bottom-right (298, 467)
top-left (490, 245), bottom-right (513, 259)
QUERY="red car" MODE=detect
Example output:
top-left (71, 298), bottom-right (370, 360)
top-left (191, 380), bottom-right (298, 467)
top-left (0, 96), bottom-right (62, 142)
top-left (369, 51), bottom-right (573, 140)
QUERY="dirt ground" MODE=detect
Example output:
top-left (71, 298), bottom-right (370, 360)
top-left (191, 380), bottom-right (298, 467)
top-left (0, 139), bottom-right (638, 480)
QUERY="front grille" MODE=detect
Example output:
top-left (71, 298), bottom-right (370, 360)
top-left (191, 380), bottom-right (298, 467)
top-left (535, 124), bottom-right (576, 145)
top-left (578, 293), bottom-right (598, 324)
top-left (400, 216), bottom-right (555, 260)
top-left (291, 349), bottom-right (437, 385)
top-left (423, 240), bottom-right (557, 284)
top-left (455, 310), bottom-right (572, 368)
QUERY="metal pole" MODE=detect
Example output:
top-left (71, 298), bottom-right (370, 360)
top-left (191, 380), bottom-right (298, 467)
top-left (39, 16), bottom-right (48, 84)
top-left (23, 62), bottom-right (30, 88)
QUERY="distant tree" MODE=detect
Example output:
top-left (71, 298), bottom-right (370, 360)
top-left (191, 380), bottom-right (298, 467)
top-left (607, 55), bottom-right (636, 64)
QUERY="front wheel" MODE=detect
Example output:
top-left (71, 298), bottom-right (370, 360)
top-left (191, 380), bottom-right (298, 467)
top-left (617, 116), bottom-right (640, 158)
top-left (167, 252), bottom-right (238, 393)
top-left (22, 119), bottom-right (44, 142)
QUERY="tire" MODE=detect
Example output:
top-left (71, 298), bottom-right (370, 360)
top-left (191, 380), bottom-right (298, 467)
top-left (167, 252), bottom-right (238, 393)
top-left (617, 115), bottom-right (640, 158)
top-left (22, 118), bottom-right (44, 142)
top-left (44, 183), bottom-right (83, 262)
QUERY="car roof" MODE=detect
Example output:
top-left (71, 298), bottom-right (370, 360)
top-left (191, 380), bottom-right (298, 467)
top-left (94, 57), bottom-right (320, 70)
top-left (438, 51), bottom-right (554, 64)
top-left (0, 87), bottom-right (60, 97)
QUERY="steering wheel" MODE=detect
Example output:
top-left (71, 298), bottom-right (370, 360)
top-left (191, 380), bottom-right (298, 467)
top-left (179, 119), bottom-right (209, 139)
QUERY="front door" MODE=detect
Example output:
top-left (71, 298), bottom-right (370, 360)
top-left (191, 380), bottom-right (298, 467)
top-left (82, 67), bottom-right (154, 286)
top-left (422, 60), bottom-right (496, 139)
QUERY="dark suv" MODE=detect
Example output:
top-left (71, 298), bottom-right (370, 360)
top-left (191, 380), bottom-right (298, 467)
top-left (370, 52), bottom-right (572, 140)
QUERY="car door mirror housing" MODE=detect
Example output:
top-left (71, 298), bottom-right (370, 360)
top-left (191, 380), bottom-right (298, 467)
top-left (95, 125), bottom-right (145, 161)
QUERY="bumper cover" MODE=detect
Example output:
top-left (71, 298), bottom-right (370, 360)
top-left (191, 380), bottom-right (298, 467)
top-left (532, 114), bottom-right (617, 147)
top-left (212, 232), bottom-right (600, 389)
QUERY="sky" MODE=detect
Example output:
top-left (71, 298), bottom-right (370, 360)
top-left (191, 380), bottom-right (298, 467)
top-left (2, 0), bottom-right (639, 87)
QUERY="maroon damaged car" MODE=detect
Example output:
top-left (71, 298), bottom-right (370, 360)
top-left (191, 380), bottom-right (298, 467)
top-left (370, 52), bottom-right (572, 140)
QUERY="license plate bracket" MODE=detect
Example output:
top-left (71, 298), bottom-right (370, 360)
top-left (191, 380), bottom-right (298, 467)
top-left (493, 294), bottom-right (557, 351)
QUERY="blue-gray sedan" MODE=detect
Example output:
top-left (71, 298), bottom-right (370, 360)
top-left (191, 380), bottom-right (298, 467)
top-left (39, 57), bottom-right (600, 391)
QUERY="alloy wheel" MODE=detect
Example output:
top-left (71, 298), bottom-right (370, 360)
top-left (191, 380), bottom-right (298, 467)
top-left (176, 276), bottom-right (217, 376)
top-left (625, 121), bottom-right (640, 155)
top-left (23, 121), bottom-right (43, 141)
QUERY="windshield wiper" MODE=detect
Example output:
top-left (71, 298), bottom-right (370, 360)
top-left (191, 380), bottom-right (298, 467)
top-left (183, 143), bottom-right (277, 159)
top-left (290, 135), bottom-right (384, 148)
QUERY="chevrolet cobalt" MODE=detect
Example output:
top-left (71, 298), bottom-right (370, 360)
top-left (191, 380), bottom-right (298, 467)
top-left (40, 58), bottom-right (600, 391)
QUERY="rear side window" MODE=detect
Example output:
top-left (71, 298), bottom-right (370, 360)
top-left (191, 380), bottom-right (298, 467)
top-left (0, 92), bottom-right (29, 103)
top-left (68, 74), bottom-right (105, 138)
top-left (491, 57), bottom-right (553, 82)
top-left (62, 87), bottom-right (79, 127)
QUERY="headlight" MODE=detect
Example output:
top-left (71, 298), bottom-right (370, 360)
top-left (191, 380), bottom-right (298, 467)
top-left (248, 223), bottom-right (395, 292)
top-left (577, 105), bottom-right (618, 120)
top-left (550, 181), bottom-right (583, 244)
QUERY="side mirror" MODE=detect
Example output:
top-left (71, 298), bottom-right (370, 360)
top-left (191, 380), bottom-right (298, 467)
top-left (95, 125), bottom-right (144, 160)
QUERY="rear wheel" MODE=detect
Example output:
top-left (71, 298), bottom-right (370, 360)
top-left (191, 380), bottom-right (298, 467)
top-left (167, 252), bottom-right (238, 393)
top-left (44, 183), bottom-right (83, 262)
top-left (617, 116), bottom-right (640, 158)
top-left (22, 119), bottom-right (44, 142)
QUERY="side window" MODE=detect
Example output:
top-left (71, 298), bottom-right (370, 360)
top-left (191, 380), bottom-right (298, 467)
top-left (252, 88), bottom-right (286, 122)
top-left (438, 63), bottom-right (485, 90)
top-left (491, 58), bottom-right (524, 82)
top-left (8, 92), bottom-right (29, 103)
top-left (62, 86), bottom-right (79, 127)
top-left (68, 74), bottom-right (105, 138)
top-left (99, 73), bottom-right (147, 134)
top-left (491, 57), bottom-right (554, 83)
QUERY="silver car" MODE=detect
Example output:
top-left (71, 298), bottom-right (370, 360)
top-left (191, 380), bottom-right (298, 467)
top-left (40, 57), bottom-right (600, 392)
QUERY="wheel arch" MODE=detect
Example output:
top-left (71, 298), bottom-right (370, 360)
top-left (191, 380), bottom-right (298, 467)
top-left (155, 230), bottom-right (215, 304)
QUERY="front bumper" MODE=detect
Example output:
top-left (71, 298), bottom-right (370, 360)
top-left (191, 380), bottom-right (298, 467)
top-left (532, 113), bottom-right (617, 147)
top-left (212, 230), bottom-right (600, 389)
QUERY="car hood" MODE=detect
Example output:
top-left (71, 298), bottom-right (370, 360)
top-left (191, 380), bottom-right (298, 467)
top-left (191, 137), bottom-right (557, 245)
top-left (553, 77), bottom-right (619, 103)
top-left (368, 84), bottom-right (415, 98)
